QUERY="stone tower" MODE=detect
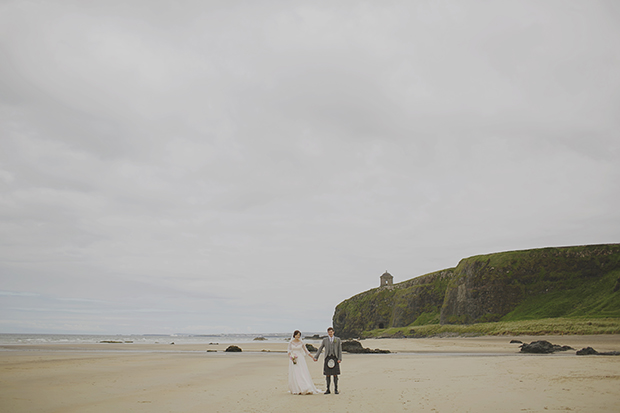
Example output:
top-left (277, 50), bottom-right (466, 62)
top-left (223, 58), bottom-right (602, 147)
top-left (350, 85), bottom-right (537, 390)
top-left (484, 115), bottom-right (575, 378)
top-left (380, 271), bottom-right (393, 287)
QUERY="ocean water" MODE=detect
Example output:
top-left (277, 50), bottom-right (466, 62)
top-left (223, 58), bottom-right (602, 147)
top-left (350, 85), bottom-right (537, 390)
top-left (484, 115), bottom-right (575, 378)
top-left (0, 333), bottom-right (321, 346)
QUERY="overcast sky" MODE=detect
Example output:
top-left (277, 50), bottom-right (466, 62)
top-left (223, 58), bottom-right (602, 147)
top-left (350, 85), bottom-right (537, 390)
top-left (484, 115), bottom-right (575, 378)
top-left (1, 1), bottom-right (619, 335)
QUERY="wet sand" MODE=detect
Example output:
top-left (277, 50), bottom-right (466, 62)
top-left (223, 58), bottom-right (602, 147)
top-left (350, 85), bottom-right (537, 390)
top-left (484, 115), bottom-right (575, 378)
top-left (1, 335), bottom-right (619, 412)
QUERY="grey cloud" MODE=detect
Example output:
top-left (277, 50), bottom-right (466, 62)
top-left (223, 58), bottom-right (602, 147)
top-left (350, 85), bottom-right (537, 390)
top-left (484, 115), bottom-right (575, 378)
top-left (1, 0), bottom-right (619, 334)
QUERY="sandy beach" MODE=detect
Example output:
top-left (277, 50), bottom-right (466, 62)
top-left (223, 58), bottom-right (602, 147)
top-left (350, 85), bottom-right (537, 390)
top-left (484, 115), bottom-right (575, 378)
top-left (1, 335), bottom-right (619, 412)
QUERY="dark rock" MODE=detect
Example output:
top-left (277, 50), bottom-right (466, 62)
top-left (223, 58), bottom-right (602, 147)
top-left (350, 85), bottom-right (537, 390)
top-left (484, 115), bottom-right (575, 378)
top-left (520, 340), bottom-right (555, 354)
top-left (342, 340), bottom-right (390, 354)
top-left (577, 347), bottom-right (598, 355)
top-left (519, 340), bottom-right (572, 354)
top-left (225, 345), bottom-right (242, 352)
top-left (100, 340), bottom-right (124, 343)
top-left (577, 347), bottom-right (620, 356)
top-left (510, 340), bottom-right (523, 344)
top-left (305, 343), bottom-right (317, 352)
top-left (342, 340), bottom-right (364, 352)
top-left (253, 337), bottom-right (266, 341)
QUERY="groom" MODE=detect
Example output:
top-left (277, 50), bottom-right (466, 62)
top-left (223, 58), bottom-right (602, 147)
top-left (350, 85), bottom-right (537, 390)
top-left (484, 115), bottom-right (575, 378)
top-left (313, 327), bottom-right (342, 394)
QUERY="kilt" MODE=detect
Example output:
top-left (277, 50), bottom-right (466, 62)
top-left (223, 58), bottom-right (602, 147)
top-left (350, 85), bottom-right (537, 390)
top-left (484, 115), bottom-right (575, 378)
top-left (323, 355), bottom-right (340, 376)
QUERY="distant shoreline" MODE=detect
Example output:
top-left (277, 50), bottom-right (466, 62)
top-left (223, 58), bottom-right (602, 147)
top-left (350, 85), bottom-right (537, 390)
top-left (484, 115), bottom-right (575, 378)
top-left (0, 332), bottom-right (324, 346)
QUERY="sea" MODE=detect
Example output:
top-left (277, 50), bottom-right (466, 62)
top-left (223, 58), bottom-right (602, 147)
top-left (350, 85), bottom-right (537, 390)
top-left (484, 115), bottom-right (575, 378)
top-left (0, 333), bottom-right (323, 346)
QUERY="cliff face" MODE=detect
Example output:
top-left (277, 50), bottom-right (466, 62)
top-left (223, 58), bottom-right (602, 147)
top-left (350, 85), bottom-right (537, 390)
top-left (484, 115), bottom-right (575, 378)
top-left (333, 269), bottom-right (453, 339)
top-left (333, 244), bottom-right (620, 338)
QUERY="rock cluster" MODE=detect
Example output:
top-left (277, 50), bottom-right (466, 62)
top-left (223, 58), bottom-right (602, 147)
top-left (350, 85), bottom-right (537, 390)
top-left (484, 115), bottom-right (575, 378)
top-left (576, 347), bottom-right (620, 356)
top-left (519, 340), bottom-right (573, 354)
top-left (518, 341), bottom-right (620, 355)
top-left (342, 340), bottom-right (390, 354)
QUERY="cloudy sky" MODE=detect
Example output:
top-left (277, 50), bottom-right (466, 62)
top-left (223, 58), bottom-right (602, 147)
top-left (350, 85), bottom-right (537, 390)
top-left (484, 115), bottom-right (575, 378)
top-left (1, 1), bottom-right (619, 335)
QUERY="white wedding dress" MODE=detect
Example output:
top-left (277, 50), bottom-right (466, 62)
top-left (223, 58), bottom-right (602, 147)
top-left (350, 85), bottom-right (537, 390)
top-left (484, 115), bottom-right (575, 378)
top-left (287, 339), bottom-right (321, 395)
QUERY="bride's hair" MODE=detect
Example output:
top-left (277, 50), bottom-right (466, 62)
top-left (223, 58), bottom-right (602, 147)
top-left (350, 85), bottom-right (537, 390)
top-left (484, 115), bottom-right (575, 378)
top-left (293, 330), bottom-right (301, 338)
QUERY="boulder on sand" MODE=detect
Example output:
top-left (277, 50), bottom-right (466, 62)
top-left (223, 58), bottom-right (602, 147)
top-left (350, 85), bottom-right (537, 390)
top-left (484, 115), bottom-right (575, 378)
top-left (576, 347), bottom-right (620, 356)
top-left (519, 340), bottom-right (573, 354)
top-left (342, 340), bottom-right (390, 354)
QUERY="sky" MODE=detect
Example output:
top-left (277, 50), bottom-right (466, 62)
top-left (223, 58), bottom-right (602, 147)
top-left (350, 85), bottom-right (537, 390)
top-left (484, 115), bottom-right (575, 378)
top-left (1, 0), bottom-right (619, 335)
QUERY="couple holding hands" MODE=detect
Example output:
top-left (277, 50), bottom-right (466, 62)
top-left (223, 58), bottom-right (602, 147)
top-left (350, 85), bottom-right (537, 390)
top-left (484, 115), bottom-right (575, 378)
top-left (287, 327), bottom-right (342, 395)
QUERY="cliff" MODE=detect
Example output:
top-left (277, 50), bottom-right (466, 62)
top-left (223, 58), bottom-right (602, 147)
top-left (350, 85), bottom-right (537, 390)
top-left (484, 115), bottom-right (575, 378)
top-left (333, 244), bottom-right (620, 338)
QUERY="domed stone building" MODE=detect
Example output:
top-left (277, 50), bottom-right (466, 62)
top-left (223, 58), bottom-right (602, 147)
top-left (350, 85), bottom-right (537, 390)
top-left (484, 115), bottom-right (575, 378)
top-left (380, 271), bottom-right (393, 287)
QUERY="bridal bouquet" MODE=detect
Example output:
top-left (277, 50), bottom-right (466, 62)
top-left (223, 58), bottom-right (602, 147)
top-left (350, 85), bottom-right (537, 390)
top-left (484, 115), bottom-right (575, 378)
top-left (290, 354), bottom-right (298, 364)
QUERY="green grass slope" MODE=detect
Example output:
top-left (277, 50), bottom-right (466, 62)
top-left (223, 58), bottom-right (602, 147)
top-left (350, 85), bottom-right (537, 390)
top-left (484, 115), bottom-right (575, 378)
top-left (502, 269), bottom-right (620, 320)
top-left (440, 244), bottom-right (620, 324)
top-left (363, 317), bottom-right (620, 338)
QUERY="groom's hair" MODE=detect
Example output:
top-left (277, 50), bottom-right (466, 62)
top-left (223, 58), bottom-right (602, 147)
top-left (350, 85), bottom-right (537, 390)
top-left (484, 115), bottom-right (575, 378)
top-left (327, 327), bottom-right (334, 332)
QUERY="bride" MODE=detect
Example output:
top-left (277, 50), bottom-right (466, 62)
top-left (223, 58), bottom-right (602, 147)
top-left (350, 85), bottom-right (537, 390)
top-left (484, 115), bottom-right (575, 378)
top-left (287, 330), bottom-right (321, 395)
